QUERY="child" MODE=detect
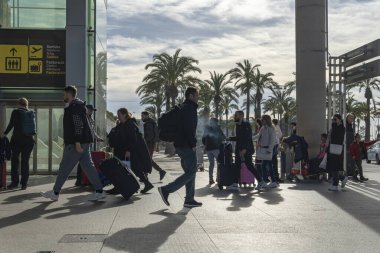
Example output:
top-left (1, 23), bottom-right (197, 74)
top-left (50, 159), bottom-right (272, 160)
top-left (349, 133), bottom-right (368, 182)
top-left (318, 133), bottom-right (328, 160)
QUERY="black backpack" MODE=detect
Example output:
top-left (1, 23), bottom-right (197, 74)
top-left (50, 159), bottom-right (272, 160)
top-left (158, 105), bottom-right (181, 142)
top-left (18, 109), bottom-right (36, 136)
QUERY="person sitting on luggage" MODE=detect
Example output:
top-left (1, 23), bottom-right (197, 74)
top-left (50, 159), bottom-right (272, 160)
top-left (350, 133), bottom-right (368, 182)
top-left (228, 111), bottom-right (265, 191)
top-left (202, 118), bottom-right (225, 185)
top-left (107, 108), bottom-right (153, 195)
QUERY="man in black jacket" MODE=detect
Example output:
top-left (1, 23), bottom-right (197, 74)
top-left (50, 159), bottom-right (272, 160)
top-left (141, 111), bottom-right (166, 180)
top-left (229, 111), bottom-right (265, 191)
top-left (41, 85), bottom-right (105, 201)
top-left (158, 87), bottom-right (202, 208)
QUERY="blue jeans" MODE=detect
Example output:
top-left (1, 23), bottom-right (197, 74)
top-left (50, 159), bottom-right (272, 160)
top-left (262, 160), bottom-right (276, 182)
top-left (207, 149), bottom-right (219, 180)
top-left (163, 147), bottom-right (197, 202)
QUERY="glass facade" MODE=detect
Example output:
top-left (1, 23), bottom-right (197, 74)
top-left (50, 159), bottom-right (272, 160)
top-left (0, 0), bottom-right (66, 28)
top-left (1, 0), bottom-right (107, 174)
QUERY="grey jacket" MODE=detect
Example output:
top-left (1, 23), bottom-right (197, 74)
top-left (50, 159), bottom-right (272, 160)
top-left (256, 125), bottom-right (276, 160)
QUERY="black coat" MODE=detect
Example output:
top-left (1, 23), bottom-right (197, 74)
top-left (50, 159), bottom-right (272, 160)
top-left (174, 99), bottom-right (198, 149)
top-left (230, 121), bottom-right (254, 154)
top-left (327, 123), bottom-right (346, 172)
top-left (113, 118), bottom-right (152, 174)
top-left (4, 108), bottom-right (34, 146)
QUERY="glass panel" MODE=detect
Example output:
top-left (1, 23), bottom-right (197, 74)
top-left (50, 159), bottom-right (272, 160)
top-left (36, 108), bottom-right (49, 172)
top-left (17, 8), bottom-right (66, 28)
top-left (52, 108), bottom-right (64, 172)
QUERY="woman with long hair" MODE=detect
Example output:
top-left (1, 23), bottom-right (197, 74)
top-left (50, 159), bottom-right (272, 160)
top-left (108, 108), bottom-right (153, 194)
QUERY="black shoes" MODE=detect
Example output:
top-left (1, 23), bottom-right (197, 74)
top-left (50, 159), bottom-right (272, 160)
top-left (184, 200), bottom-right (203, 208)
top-left (209, 179), bottom-right (215, 185)
top-left (21, 185), bottom-right (27, 190)
top-left (140, 182), bottom-right (154, 194)
top-left (7, 183), bottom-right (18, 190)
top-left (360, 177), bottom-right (369, 181)
top-left (74, 179), bottom-right (82, 187)
top-left (158, 187), bottom-right (170, 206)
top-left (159, 170), bottom-right (167, 181)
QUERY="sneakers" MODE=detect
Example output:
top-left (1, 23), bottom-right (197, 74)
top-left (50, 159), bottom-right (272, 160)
top-left (159, 170), bottom-right (167, 181)
top-left (184, 200), bottom-right (203, 208)
top-left (256, 181), bottom-right (266, 191)
top-left (88, 191), bottom-right (107, 201)
top-left (227, 183), bottom-right (239, 191)
top-left (158, 187), bottom-right (170, 206)
top-left (41, 190), bottom-right (59, 201)
top-left (328, 185), bottom-right (338, 192)
top-left (341, 176), bottom-right (348, 188)
top-left (209, 179), bottom-right (215, 185)
top-left (141, 182), bottom-right (154, 194)
top-left (21, 185), bottom-right (27, 190)
top-left (267, 182), bottom-right (279, 188)
top-left (352, 176), bottom-right (359, 182)
top-left (360, 177), bottom-right (368, 181)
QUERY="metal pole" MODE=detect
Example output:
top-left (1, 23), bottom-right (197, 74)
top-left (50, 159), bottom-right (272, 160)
top-left (341, 57), bottom-right (347, 174)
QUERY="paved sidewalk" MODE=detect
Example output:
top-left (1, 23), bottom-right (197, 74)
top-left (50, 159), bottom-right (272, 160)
top-left (0, 155), bottom-right (379, 253)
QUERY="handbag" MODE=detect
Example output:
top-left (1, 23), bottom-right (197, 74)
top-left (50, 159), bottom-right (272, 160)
top-left (329, 144), bottom-right (343, 155)
top-left (319, 154), bottom-right (327, 169)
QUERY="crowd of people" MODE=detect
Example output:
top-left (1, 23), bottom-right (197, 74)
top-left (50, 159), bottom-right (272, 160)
top-left (0, 85), bottom-right (370, 207)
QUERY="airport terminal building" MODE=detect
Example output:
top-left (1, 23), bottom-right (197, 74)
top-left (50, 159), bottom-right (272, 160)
top-left (0, 0), bottom-right (107, 174)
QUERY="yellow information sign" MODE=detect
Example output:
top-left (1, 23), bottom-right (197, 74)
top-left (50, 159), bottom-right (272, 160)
top-left (0, 45), bottom-right (29, 74)
top-left (29, 60), bottom-right (43, 74)
top-left (29, 45), bottom-right (43, 59)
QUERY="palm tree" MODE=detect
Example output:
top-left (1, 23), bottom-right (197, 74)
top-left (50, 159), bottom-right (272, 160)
top-left (228, 59), bottom-right (260, 120)
top-left (349, 78), bottom-right (380, 141)
top-left (204, 71), bottom-right (236, 121)
top-left (252, 69), bottom-right (275, 119)
top-left (241, 93), bottom-right (257, 119)
top-left (143, 49), bottom-right (202, 111)
top-left (351, 101), bottom-right (367, 133)
top-left (262, 98), bottom-right (278, 119)
top-left (198, 82), bottom-right (214, 118)
top-left (140, 91), bottom-right (165, 120)
top-left (220, 94), bottom-right (239, 137)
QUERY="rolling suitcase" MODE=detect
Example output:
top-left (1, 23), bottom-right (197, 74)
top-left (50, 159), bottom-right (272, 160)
top-left (217, 142), bottom-right (236, 189)
top-left (240, 162), bottom-right (255, 187)
top-left (99, 157), bottom-right (140, 200)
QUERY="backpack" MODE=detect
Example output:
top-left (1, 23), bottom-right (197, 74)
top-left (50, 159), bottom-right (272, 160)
top-left (158, 105), bottom-right (181, 142)
top-left (18, 109), bottom-right (36, 136)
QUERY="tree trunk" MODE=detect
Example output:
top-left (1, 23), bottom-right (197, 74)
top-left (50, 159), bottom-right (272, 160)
top-left (255, 91), bottom-right (262, 119)
top-left (365, 97), bottom-right (371, 141)
top-left (246, 91), bottom-right (250, 121)
top-left (225, 112), bottom-right (229, 137)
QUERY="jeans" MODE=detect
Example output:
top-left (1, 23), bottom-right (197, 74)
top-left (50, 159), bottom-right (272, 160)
top-left (272, 145), bottom-right (279, 181)
top-left (53, 143), bottom-right (103, 193)
top-left (235, 153), bottom-right (262, 183)
top-left (354, 159), bottom-right (364, 178)
top-left (206, 149), bottom-right (219, 180)
top-left (262, 160), bottom-right (276, 182)
top-left (11, 140), bottom-right (34, 186)
top-left (163, 147), bottom-right (197, 202)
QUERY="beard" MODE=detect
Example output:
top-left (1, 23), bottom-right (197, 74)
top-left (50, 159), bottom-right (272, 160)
top-left (234, 118), bottom-right (240, 122)
top-left (63, 98), bottom-right (69, 103)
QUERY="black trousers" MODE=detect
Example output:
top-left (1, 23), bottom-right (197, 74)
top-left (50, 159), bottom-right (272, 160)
top-left (354, 159), bottom-right (364, 178)
top-left (235, 153), bottom-right (262, 183)
top-left (11, 141), bottom-right (34, 186)
top-left (148, 144), bottom-right (163, 172)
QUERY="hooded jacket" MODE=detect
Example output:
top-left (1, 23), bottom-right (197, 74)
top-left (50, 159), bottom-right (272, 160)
top-left (63, 99), bottom-right (94, 145)
top-left (143, 117), bottom-right (159, 146)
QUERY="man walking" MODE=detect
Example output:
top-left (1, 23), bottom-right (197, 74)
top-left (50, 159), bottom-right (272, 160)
top-left (229, 111), bottom-right (265, 191)
top-left (141, 111), bottom-right (166, 181)
top-left (41, 85), bottom-right (105, 201)
top-left (158, 87), bottom-right (202, 208)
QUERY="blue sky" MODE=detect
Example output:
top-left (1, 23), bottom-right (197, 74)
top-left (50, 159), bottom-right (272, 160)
top-left (106, 0), bottom-right (380, 116)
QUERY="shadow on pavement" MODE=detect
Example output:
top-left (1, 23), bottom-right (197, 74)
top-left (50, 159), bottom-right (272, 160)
top-left (288, 181), bottom-right (380, 234)
top-left (104, 209), bottom-right (189, 253)
top-left (0, 193), bottom-right (140, 230)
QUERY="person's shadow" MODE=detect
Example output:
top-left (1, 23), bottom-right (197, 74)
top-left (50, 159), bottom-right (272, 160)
top-left (104, 209), bottom-right (189, 253)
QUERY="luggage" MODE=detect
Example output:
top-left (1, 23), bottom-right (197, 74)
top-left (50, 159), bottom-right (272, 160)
top-left (82, 151), bottom-right (111, 186)
top-left (217, 142), bottom-right (236, 189)
top-left (99, 157), bottom-right (140, 200)
top-left (240, 162), bottom-right (255, 186)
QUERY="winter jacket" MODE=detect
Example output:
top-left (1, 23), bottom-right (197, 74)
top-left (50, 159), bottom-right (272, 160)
top-left (143, 118), bottom-right (159, 146)
top-left (174, 99), bottom-right (198, 149)
top-left (230, 121), bottom-right (254, 154)
top-left (113, 118), bottom-right (152, 174)
top-left (350, 142), bottom-right (361, 161)
top-left (329, 123), bottom-right (345, 146)
top-left (202, 123), bottom-right (225, 151)
top-left (274, 125), bottom-right (283, 145)
top-left (63, 99), bottom-right (94, 145)
top-left (256, 125), bottom-right (276, 160)
top-left (4, 108), bottom-right (34, 145)
top-left (0, 137), bottom-right (11, 162)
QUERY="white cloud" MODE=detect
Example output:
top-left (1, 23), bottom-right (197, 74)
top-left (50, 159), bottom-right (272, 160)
top-left (106, 0), bottom-right (380, 115)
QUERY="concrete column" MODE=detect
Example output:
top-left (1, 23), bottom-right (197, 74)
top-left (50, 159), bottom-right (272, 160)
top-left (296, 0), bottom-right (327, 156)
top-left (66, 0), bottom-right (87, 100)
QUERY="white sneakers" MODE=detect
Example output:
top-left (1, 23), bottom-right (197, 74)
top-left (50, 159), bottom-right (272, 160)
top-left (227, 183), bottom-right (240, 191)
top-left (87, 191), bottom-right (107, 201)
top-left (40, 190), bottom-right (106, 201)
top-left (40, 190), bottom-right (59, 201)
top-left (341, 176), bottom-right (348, 188)
top-left (328, 185), bottom-right (338, 192)
top-left (328, 176), bottom-right (349, 192)
top-left (255, 181), bottom-right (266, 191)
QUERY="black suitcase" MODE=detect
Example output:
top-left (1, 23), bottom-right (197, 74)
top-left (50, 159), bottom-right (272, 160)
top-left (217, 142), bottom-right (236, 189)
top-left (99, 158), bottom-right (140, 200)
